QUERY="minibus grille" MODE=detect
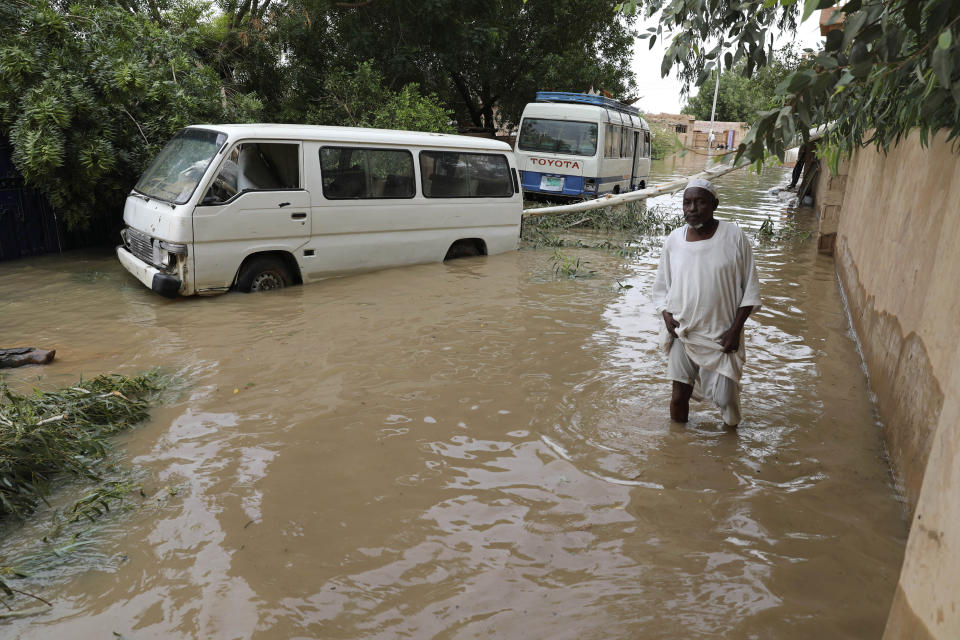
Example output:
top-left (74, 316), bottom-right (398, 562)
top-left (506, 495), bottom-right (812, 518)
top-left (126, 228), bottom-right (158, 266)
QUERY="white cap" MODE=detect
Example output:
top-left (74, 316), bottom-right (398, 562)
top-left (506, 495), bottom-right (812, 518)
top-left (684, 178), bottom-right (718, 198)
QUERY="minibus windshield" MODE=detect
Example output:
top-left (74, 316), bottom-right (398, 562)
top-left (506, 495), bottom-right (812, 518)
top-left (134, 128), bottom-right (227, 204)
top-left (517, 119), bottom-right (598, 156)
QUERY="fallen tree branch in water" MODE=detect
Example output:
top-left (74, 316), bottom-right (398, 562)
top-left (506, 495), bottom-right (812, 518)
top-left (0, 373), bottom-right (163, 520)
top-left (0, 603), bottom-right (53, 619)
top-left (0, 373), bottom-right (166, 608)
top-left (522, 159), bottom-right (751, 218)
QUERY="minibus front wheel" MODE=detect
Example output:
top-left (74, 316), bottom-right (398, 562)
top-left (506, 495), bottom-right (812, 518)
top-left (236, 254), bottom-right (295, 293)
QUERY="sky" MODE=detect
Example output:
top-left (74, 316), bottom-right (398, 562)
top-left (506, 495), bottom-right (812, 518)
top-left (630, 13), bottom-right (826, 115)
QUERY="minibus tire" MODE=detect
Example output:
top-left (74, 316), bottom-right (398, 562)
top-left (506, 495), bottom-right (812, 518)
top-left (236, 256), bottom-right (293, 293)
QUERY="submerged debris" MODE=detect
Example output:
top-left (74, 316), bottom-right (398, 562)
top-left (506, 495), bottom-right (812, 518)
top-left (0, 348), bottom-right (56, 369)
top-left (522, 201), bottom-right (683, 252)
top-left (755, 216), bottom-right (812, 244)
top-left (0, 373), bottom-right (162, 520)
top-left (0, 373), bottom-right (164, 610)
top-left (551, 249), bottom-right (595, 278)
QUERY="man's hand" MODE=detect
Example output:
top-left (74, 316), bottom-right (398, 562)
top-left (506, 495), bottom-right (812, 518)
top-left (662, 311), bottom-right (680, 338)
top-left (720, 306), bottom-right (755, 353)
top-left (719, 326), bottom-right (741, 353)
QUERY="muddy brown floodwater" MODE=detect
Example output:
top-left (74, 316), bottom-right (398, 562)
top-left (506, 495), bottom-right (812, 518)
top-left (1, 157), bottom-right (907, 639)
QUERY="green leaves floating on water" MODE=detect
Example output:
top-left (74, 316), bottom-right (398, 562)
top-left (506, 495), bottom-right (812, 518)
top-left (0, 373), bottom-right (163, 520)
top-left (755, 216), bottom-right (813, 244)
top-left (552, 250), bottom-right (595, 279)
top-left (522, 202), bottom-right (684, 249)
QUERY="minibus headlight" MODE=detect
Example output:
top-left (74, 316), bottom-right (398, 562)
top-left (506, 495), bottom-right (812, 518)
top-left (159, 241), bottom-right (188, 255)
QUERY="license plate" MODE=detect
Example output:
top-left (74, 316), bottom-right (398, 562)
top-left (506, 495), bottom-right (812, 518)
top-left (540, 175), bottom-right (564, 191)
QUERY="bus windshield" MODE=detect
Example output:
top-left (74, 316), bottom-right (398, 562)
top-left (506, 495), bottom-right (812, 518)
top-left (134, 128), bottom-right (227, 204)
top-left (517, 118), bottom-right (598, 156)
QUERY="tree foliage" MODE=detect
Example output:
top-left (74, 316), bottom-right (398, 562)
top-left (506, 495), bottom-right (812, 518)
top-left (1, 0), bottom-right (638, 232)
top-left (303, 62), bottom-right (455, 133)
top-left (628, 0), bottom-right (960, 167)
top-left (682, 47), bottom-right (803, 122)
top-left (0, 0), bottom-right (262, 230)
top-left (329, 0), bottom-right (637, 131)
top-left (647, 121), bottom-right (682, 159)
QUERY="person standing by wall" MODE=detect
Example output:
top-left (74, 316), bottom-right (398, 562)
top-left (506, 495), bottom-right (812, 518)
top-left (652, 178), bottom-right (762, 428)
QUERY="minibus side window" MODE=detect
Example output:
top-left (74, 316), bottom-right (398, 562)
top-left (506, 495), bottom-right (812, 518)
top-left (604, 124), bottom-right (622, 158)
top-left (320, 147), bottom-right (415, 199)
top-left (419, 151), bottom-right (513, 198)
top-left (621, 128), bottom-right (633, 158)
top-left (204, 142), bottom-right (300, 204)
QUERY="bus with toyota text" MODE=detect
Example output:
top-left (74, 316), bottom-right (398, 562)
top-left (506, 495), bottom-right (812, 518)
top-left (514, 92), bottom-right (651, 200)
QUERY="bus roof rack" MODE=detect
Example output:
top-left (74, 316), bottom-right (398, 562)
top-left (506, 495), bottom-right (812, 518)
top-left (535, 91), bottom-right (640, 117)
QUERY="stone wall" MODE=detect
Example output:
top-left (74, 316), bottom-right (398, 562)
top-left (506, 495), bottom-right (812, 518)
top-left (812, 155), bottom-right (848, 254)
top-left (815, 130), bottom-right (960, 639)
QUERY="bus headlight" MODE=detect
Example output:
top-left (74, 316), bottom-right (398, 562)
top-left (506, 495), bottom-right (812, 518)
top-left (159, 241), bottom-right (188, 255)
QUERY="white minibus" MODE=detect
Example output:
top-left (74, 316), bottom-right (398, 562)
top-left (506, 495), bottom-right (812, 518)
top-left (514, 92), bottom-right (651, 199)
top-left (116, 124), bottom-right (522, 297)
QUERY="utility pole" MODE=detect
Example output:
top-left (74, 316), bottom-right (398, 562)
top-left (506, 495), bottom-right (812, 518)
top-left (705, 67), bottom-right (720, 169)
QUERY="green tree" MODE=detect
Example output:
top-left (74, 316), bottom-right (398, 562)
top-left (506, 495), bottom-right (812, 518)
top-left (329, 0), bottom-right (637, 132)
top-left (682, 47), bottom-right (803, 122)
top-left (627, 0), bottom-right (960, 166)
top-left (304, 62), bottom-right (455, 132)
top-left (0, 0), bottom-right (262, 230)
top-left (0, 0), bottom-right (455, 232)
top-left (682, 69), bottom-right (761, 122)
top-left (648, 121), bottom-right (682, 159)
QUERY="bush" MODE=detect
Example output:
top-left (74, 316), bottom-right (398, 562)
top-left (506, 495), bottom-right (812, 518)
top-left (305, 62), bottom-right (454, 133)
top-left (0, 373), bottom-right (162, 520)
top-left (649, 121), bottom-right (682, 159)
top-left (0, 1), bottom-right (262, 231)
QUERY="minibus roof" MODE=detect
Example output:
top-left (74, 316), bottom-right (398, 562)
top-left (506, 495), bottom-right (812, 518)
top-left (519, 103), bottom-right (649, 130)
top-left (187, 124), bottom-right (513, 151)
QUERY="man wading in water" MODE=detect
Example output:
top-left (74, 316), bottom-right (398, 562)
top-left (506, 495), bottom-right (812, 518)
top-left (652, 178), bottom-right (762, 428)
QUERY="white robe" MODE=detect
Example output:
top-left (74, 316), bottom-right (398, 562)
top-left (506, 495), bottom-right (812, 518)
top-left (652, 221), bottom-right (762, 384)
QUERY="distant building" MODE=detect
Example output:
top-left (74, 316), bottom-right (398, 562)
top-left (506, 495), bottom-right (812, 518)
top-left (690, 119), bottom-right (749, 150)
top-left (644, 113), bottom-right (695, 147)
top-left (644, 113), bottom-right (749, 151)
top-left (819, 8), bottom-right (843, 35)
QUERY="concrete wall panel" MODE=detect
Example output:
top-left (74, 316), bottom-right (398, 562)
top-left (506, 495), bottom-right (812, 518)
top-left (825, 129), bottom-right (960, 638)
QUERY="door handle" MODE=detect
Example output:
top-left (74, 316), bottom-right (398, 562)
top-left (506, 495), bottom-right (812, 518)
top-left (291, 212), bottom-right (307, 220)
top-left (278, 202), bottom-right (291, 208)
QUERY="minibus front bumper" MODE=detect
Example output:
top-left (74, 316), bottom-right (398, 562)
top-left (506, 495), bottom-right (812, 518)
top-left (116, 246), bottom-right (182, 298)
top-left (519, 170), bottom-right (589, 198)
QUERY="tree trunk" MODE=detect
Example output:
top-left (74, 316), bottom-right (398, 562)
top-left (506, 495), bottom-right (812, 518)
top-left (449, 71), bottom-right (483, 128)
